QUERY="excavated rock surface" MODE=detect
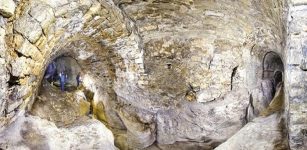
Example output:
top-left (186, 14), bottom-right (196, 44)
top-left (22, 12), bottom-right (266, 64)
top-left (286, 1), bottom-right (307, 149)
top-left (30, 81), bottom-right (91, 127)
top-left (0, 115), bottom-right (117, 150)
top-left (1, 0), bottom-right (306, 150)
top-left (0, 0), bottom-right (16, 18)
top-left (215, 113), bottom-right (288, 150)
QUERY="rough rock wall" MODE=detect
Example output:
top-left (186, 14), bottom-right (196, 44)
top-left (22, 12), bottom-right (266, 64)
top-left (117, 0), bottom-right (286, 103)
top-left (216, 114), bottom-right (288, 150)
top-left (115, 0), bottom-right (286, 148)
top-left (286, 0), bottom-right (307, 149)
top-left (0, 0), bottom-right (291, 149)
top-left (0, 116), bottom-right (117, 150)
top-left (0, 0), bottom-right (138, 124)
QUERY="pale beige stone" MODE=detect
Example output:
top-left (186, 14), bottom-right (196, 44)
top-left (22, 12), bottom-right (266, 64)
top-left (11, 57), bottom-right (35, 77)
top-left (17, 39), bottom-right (43, 61)
top-left (0, 27), bottom-right (5, 57)
top-left (215, 114), bottom-right (288, 150)
top-left (0, 116), bottom-right (117, 150)
top-left (291, 0), bottom-right (307, 6)
top-left (29, 2), bottom-right (55, 34)
top-left (14, 14), bottom-right (42, 43)
top-left (0, 0), bottom-right (15, 17)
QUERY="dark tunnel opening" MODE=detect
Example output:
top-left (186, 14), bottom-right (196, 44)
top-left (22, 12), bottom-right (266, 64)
top-left (43, 55), bottom-right (82, 92)
top-left (29, 55), bottom-right (93, 127)
top-left (263, 52), bottom-right (284, 80)
top-left (262, 51), bottom-right (284, 97)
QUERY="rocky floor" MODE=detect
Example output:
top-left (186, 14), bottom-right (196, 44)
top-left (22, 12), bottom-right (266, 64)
top-left (0, 115), bottom-right (117, 150)
top-left (30, 81), bottom-right (90, 127)
top-left (216, 113), bottom-right (288, 150)
top-left (0, 80), bottom-right (117, 150)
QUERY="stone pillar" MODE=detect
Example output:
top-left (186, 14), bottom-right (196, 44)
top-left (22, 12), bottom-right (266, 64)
top-left (287, 1), bottom-right (307, 149)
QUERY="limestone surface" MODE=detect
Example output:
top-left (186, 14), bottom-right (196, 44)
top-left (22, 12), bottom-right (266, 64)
top-left (215, 113), bottom-right (288, 150)
top-left (0, 0), bottom-right (15, 18)
top-left (0, 0), bottom-right (303, 149)
top-left (0, 115), bottom-right (117, 150)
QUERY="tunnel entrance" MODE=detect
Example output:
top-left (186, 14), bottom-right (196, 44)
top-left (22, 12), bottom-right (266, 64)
top-left (247, 51), bottom-right (285, 122)
top-left (262, 52), bottom-right (284, 91)
top-left (44, 56), bottom-right (82, 92)
top-left (28, 55), bottom-right (91, 127)
top-left (262, 51), bottom-right (284, 83)
top-left (262, 51), bottom-right (284, 102)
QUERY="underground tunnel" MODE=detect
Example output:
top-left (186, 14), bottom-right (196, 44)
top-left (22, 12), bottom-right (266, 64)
top-left (28, 55), bottom-right (92, 127)
top-left (262, 51), bottom-right (284, 96)
top-left (43, 55), bottom-right (82, 92)
top-left (1, 0), bottom-right (302, 149)
top-left (263, 51), bottom-right (284, 81)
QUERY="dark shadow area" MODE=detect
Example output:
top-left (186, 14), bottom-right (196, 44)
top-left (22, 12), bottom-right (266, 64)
top-left (263, 51), bottom-right (284, 81)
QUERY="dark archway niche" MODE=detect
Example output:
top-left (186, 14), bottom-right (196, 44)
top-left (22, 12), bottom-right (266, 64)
top-left (262, 51), bottom-right (284, 99)
top-left (262, 51), bottom-right (284, 84)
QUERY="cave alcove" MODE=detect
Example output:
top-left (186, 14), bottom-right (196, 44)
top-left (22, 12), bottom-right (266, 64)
top-left (261, 51), bottom-right (284, 105)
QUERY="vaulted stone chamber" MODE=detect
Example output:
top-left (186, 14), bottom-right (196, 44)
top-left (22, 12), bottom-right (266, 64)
top-left (0, 0), bottom-right (298, 150)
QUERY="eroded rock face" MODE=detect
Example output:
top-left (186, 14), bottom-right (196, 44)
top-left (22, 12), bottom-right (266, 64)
top-left (0, 0), bottom-right (16, 18)
top-left (0, 115), bottom-right (117, 150)
top-left (215, 113), bottom-right (288, 150)
top-left (287, 1), bottom-right (307, 149)
top-left (30, 81), bottom-right (90, 126)
top-left (118, 105), bottom-right (156, 149)
top-left (156, 89), bottom-right (249, 145)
